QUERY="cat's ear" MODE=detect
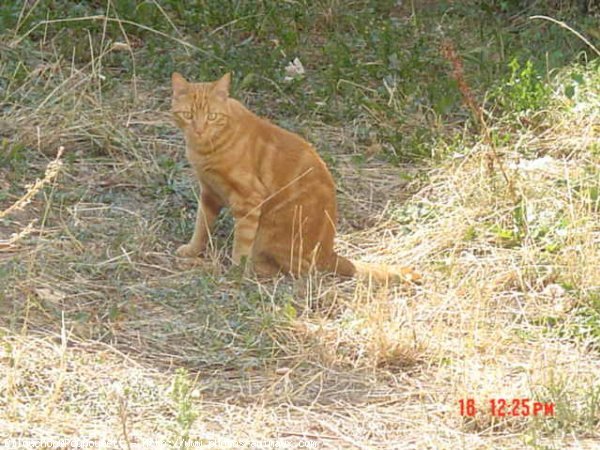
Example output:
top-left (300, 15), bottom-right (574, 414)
top-left (212, 72), bottom-right (231, 100)
top-left (171, 72), bottom-right (188, 96)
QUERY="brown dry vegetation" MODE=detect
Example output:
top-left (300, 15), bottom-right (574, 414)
top-left (1, 1), bottom-right (600, 449)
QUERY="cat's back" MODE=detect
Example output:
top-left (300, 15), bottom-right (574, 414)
top-left (246, 110), bottom-right (328, 169)
top-left (228, 99), bottom-right (335, 203)
top-left (259, 117), bottom-right (333, 188)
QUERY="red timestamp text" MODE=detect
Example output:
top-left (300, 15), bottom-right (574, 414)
top-left (459, 398), bottom-right (555, 417)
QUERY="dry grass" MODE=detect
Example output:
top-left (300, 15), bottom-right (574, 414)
top-left (1, 12), bottom-right (600, 450)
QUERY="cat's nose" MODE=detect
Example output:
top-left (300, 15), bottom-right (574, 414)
top-left (192, 122), bottom-right (204, 135)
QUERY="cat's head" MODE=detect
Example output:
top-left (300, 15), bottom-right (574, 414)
top-left (171, 72), bottom-right (231, 148)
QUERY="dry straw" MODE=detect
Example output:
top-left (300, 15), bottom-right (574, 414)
top-left (0, 146), bottom-right (64, 249)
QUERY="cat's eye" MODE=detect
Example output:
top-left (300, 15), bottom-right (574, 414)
top-left (178, 111), bottom-right (192, 120)
top-left (207, 112), bottom-right (217, 121)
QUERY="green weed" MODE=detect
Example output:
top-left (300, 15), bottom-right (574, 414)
top-left (170, 368), bottom-right (199, 450)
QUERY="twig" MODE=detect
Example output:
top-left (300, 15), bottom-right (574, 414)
top-left (530, 15), bottom-right (600, 57)
top-left (11, 15), bottom-right (226, 64)
top-left (441, 40), bottom-right (518, 203)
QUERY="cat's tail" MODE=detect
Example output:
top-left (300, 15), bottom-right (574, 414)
top-left (327, 254), bottom-right (422, 284)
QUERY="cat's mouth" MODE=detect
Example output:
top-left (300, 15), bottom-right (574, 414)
top-left (183, 125), bottom-right (203, 139)
top-left (192, 122), bottom-right (207, 136)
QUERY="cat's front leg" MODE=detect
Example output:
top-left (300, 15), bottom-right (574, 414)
top-left (177, 188), bottom-right (223, 257)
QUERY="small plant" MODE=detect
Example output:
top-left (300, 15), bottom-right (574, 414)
top-left (567, 291), bottom-right (600, 349)
top-left (169, 368), bottom-right (199, 450)
top-left (532, 378), bottom-right (600, 437)
top-left (495, 57), bottom-right (550, 116)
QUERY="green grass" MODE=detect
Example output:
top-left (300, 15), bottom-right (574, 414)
top-left (1, 0), bottom-right (595, 162)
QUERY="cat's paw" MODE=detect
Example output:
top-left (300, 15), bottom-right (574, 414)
top-left (176, 243), bottom-right (202, 258)
top-left (228, 255), bottom-right (252, 278)
top-left (231, 251), bottom-right (251, 267)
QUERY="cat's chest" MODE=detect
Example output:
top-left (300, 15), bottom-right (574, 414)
top-left (200, 170), bottom-right (225, 191)
top-left (185, 147), bottom-right (252, 205)
top-left (188, 161), bottom-right (231, 205)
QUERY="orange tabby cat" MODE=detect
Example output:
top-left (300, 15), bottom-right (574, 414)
top-left (171, 72), bottom-right (420, 283)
